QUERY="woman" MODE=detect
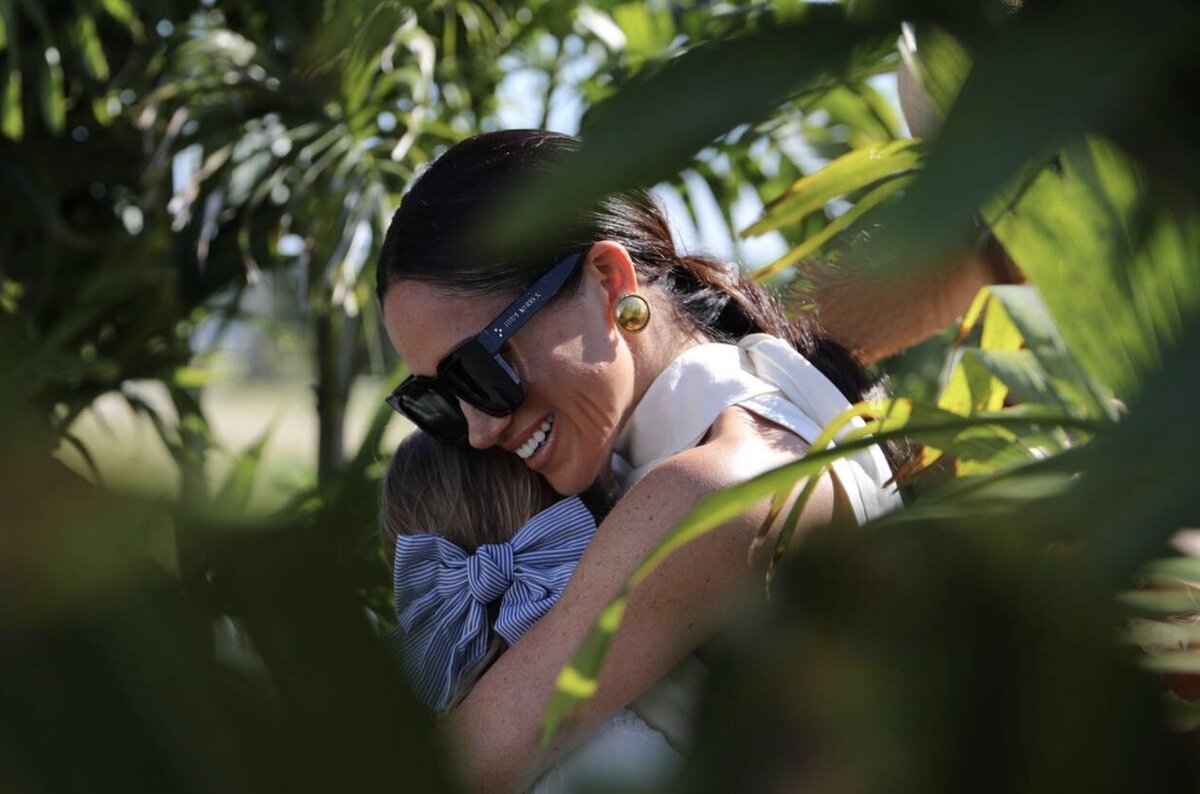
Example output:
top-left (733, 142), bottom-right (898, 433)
top-left (377, 129), bottom-right (900, 791)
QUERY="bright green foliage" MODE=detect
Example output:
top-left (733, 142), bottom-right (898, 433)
top-left (1, 67), bottom-right (20, 138)
top-left (4, 0), bottom-right (1200, 791)
top-left (991, 139), bottom-right (1200, 400)
top-left (38, 46), bottom-right (64, 134)
top-left (745, 139), bottom-right (924, 239)
top-left (751, 171), bottom-right (914, 280)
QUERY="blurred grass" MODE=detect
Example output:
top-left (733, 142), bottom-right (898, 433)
top-left (55, 377), bottom-right (413, 512)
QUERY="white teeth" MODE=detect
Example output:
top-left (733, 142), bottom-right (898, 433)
top-left (515, 415), bottom-right (554, 460)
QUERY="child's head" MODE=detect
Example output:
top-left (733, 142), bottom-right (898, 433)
top-left (382, 431), bottom-right (586, 711)
top-left (379, 430), bottom-right (559, 562)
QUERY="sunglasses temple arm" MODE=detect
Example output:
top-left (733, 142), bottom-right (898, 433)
top-left (475, 252), bottom-right (584, 354)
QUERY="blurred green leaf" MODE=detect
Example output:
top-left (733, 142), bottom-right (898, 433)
top-left (752, 173), bottom-right (914, 281)
top-left (72, 12), bottom-right (110, 82)
top-left (100, 0), bottom-right (143, 38)
top-left (869, 0), bottom-right (1200, 270)
top-left (814, 82), bottom-right (905, 145)
top-left (1143, 557), bottom-right (1200, 586)
top-left (214, 421), bottom-right (276, 511)
top-left (486, 5), bottom-right (895, 258)
top-left (1031, 320), bottom-right (1200, 589)
top-left (1124, 616), bottom-right (1200, 649)
top-left (2, 68), bottom-right (22, 139)
top-left (38, 46), bottom-right (64, 135)
top-left (745, 138), bottom-right (922, 237)
top-left (972, 350), bottom-right (1060, 410)
top-left (899, 23), bottom-right (971, 118)
top-left (612, 2), bottom-right (675, 63)
top-left (1120, 589), bottom-right (1200, 617)
top-left (991, 139), bottom-right (1200, 400)
top-left (985, 285), bottom-right (1115, 419)
top-left (938, 350), bottom-right (1003, 417)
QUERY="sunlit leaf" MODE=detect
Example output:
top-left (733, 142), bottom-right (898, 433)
top-left (744, 138), bottom-right (922, 237)
top-left (1143, 557), bottom-right (1200, 586)
top-left (73, 13), bottom-right (111, 82)
top-left (39, 46), bottom-right (65, 134)
top-left (2, 68), bottom-right (23, 140)
top-left (100, 0), bottom-right (143, 39)
top-left (612, 2), bottom-right (674, 62)
top-left (985, 285), bottom-right (1115, 419)
top-left (813, 82), bottom-right (904, 145)
top-left (867, 0), bottom-right (1198, 270)
top-left (991, 138), bottom-right (1200, 400)
top-left (751, 174), bottom-right (913, 281)
top-left (938, 352), bottom-right (999, 417)
top-left (1118, 587), bottom-right (1200, 618)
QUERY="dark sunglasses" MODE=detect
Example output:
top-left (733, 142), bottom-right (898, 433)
top-left (386, 250), bottom-right (586, 444)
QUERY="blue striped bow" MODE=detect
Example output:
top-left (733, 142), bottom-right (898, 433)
top-left (392, 496), bottom-right (596, 711)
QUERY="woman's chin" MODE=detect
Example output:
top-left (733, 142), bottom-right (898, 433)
top-left (531, 421), bottom-right (611, 497)
top-left (547, 456), bottom-right (608, 499)
top-left (545, 468), bottom-right (587, 498)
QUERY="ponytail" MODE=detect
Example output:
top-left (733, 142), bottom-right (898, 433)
top-left (661, 252), bottom-right (874, 409)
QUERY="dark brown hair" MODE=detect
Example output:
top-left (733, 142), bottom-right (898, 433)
top-left (376, 129), bottom-right (877, 421)
top-left (379, 430), bottom-right (559, 563)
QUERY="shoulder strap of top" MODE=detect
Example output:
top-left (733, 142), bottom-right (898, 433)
top-left (736, 334), bottom-right (900, 523)
top-left (614, 335), bottom-right (900, 522)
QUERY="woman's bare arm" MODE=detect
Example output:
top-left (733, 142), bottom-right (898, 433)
top-left (438, 408), bottom-right (845, 792)
top-left (804, 236), bottom-right (1024, 364)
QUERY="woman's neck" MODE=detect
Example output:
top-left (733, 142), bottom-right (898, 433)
top-left (628, 310), bottom-right (713, 416)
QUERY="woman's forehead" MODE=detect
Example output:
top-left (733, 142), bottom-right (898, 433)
top-left (382, 281), bottom-right (513, 373)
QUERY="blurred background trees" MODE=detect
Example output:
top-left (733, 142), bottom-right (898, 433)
top-left (3, 0), bottom-right (1200, 791)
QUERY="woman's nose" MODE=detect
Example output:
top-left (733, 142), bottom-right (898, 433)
top-left (459, 400), bottom-right (510, 449)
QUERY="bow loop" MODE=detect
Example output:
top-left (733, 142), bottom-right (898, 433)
top-left (392, 496), bottom-right (596, 711)
top-left (466, 542), bottom-right (514, 603)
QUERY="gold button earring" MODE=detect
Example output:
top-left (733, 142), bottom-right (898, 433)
top-left (613, 293), bottom-right (651, 333)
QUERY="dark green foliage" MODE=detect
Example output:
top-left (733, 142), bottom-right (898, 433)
top-left (4, 0), bottom-right (1200, 791)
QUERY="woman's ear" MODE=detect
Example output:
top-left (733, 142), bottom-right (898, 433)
top-left (584, 240), bottom-right (640, 310)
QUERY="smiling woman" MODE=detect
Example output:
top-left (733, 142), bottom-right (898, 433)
top-left (375, 129), bottom-right (901, 791)
top-left (384, 250), bottom-right (586, 448)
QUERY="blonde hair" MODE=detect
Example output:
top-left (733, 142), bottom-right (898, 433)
top-left (379, 431), bottom-right (559, 563)
top-left (380, 431), bottom-right (561, 710)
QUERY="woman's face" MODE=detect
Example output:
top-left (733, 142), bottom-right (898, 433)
top-left (382, 250), bottom-right (638, 496)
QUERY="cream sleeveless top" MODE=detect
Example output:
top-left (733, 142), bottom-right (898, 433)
top-left (614, 333), bottom-right (900, 521)
top-left (613, 333), bottom-right (902, 751)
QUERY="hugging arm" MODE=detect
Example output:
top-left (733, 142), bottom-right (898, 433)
top-left (438, 413), bottom-right (842, 792)
top-left (806, 235), bottom-right (1024, 364)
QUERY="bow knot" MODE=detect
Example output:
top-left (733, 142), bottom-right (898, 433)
top-left (392, 496), bottom-right (597, 711)
top-left (467, 543), bottom-right (514, 603)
